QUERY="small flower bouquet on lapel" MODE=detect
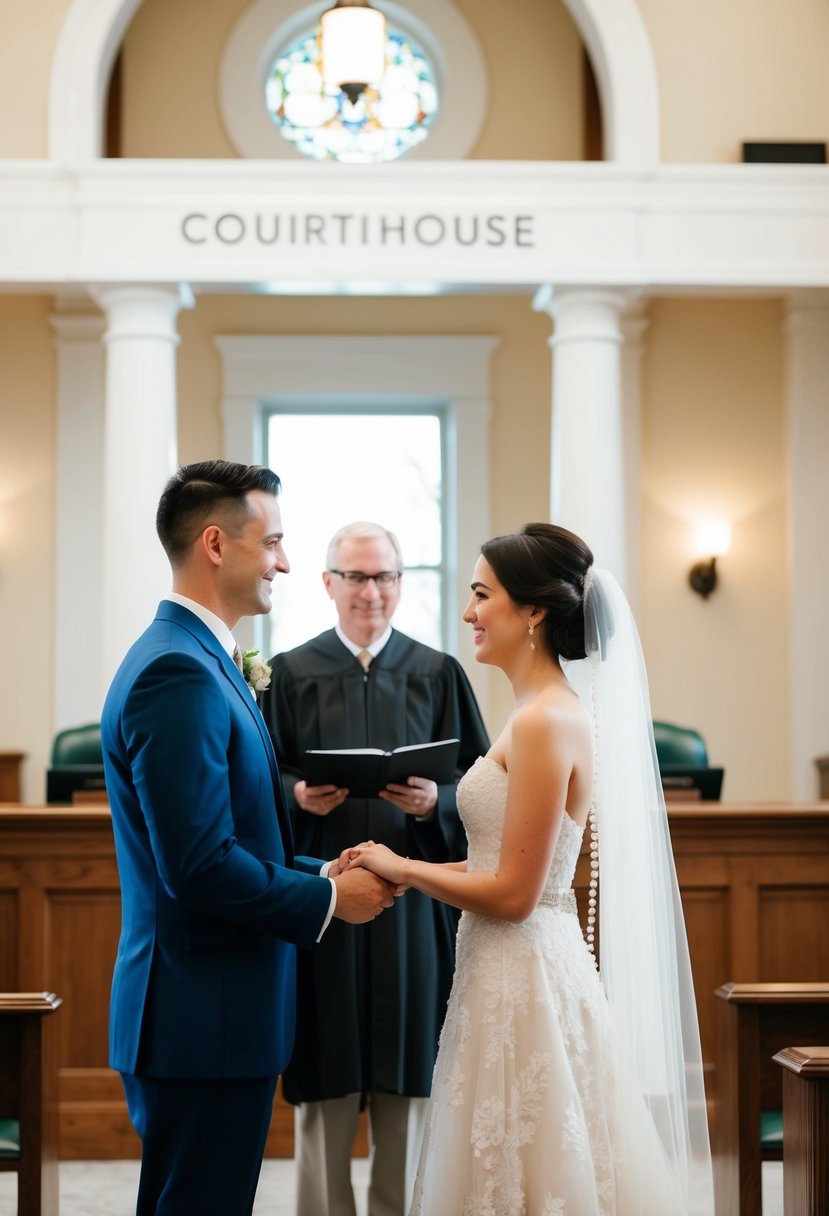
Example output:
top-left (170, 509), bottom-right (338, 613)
top-left (242, 649), bottom-right (272, 694)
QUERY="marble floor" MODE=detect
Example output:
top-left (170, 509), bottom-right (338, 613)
top-left (0, 1158), bottom-right (783, 1215)
top-left (0, 1158), bottom-right (368, 1216)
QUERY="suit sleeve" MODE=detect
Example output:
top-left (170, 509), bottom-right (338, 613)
top-left (120, 652), bottom-right (331, 949)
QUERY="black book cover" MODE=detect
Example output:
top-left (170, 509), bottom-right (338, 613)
top-left (303, 738), bottom-right (461, 799)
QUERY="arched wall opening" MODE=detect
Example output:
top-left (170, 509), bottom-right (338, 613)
top-left (49, 0), bottom-right (659, 165)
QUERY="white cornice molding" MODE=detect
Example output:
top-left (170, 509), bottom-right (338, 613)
top-left (216, 334), bottom-right (499, 398)
top-left (2, 160), bottom-right (828, 291)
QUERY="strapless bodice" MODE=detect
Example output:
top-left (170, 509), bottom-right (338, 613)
top-left (457, 755), bottom-right (584, 905)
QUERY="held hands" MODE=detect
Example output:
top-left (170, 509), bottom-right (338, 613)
top-left (330, 841), bottom-right (408, 923)
top-left (379, 776), bottom-right (438, 818)
top-left (332, 867), bottom-right (396, 924)
top-left (338, 841), bottom-right (410, 888)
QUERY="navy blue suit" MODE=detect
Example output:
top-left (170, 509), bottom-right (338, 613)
top-left (102, 600), bottom-right (332, 1213)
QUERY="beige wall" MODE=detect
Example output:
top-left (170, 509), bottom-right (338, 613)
top-left (0, 0), bottom-right (74, 156)
top-left (637, 0), bottom-right (829, 163)
top-left (0, 296), bottom-right (56, 802)
top-left (641, 297), bottom-right (789, 799)
top-left (5, 0), bottom-right (828, 162)
top-left (119, 0), bottom-right (584, 160)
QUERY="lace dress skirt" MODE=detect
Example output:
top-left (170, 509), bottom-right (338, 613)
top-left (409, 757), bottom-right (686, 1216)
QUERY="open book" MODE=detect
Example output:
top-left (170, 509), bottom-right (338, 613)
top-left (303, 738), bottom-right (461, 799)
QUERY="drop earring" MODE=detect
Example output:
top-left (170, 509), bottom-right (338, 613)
top-left (528, 622), bottom-right (536, 652)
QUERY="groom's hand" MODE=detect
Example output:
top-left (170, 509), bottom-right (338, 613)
top-left (332, 869), bottom-right (395, 923)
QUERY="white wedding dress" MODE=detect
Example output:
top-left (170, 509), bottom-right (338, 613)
top-left (410, 755), bottom-right (688, 1216)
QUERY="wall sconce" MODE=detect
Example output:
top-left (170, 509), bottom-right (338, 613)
top-left (689, 519), bottom-right (731, 599)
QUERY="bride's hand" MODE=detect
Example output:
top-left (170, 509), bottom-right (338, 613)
top-left (331, 840), bottom-right (375, 877)
top-left (347, 843), bottom-right (409, 887)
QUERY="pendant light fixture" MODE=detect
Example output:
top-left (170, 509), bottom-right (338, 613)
top-left (320, 0), bottom-right (387, 105)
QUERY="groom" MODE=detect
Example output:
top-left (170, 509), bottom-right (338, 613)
top-left (101, 460), bottom-right (394, 1216)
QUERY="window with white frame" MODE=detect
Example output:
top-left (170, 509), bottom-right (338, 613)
top-left (215, 333), bottom-right (496, 714)
top-left (266, 408), bottom-right (445, 655)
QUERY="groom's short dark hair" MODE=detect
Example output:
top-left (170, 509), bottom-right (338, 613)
top-left (157, 460), bottom-right (282, 563)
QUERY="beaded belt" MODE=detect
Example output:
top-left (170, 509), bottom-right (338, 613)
top-left (537, 889), bottom-right (578, 914)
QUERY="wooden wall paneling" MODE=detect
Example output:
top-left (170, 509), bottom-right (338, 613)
top-left (728, 865), bottom-right (761, 980)
top-left (0, 754), bottom-right (25, 803)
top-left (48, 889), bottom-right (119, 1067)
top-left (60, 1067), bottom-right (139, 1160)
top-left (680, 886), bottom-right (730, 1095)
top-left (0, 810), bottom-right (133, 1159)
top-left (759, 886), bottom-right (829, 980)
top-left (47, 885), bottom-right (136, 1159)
top-left (0, 892), bottom-right (19, 989)
top-left (17, 885), bottom-right (47, 994)
top-left (669, 805), bottom-right (829, 1109)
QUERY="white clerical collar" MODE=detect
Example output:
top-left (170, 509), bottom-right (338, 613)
top-left (166, 593), bottom-right (237, 659)
top-left (335, 623), bottom-right (392, 660)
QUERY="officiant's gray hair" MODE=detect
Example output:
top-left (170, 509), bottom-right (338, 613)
top-left (326, 521), bottom-right (403, 571)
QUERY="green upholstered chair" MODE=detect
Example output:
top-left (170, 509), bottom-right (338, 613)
top-left (652, 720), bottom-right (709, 767)
top-left (47, 724), bottom-right (105, 803)
top-left (50, 723), bottom-right (103, 766)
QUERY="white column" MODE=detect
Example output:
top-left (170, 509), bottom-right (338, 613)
top-left (783, 292), bottom-right (829, 799)
top-left (620, 301), bottom-right (649, 616)
top-left (50, 298), bottom-right (106, 730)
top-left (222, 395), bottom-right (263, 466)
top-left (533, 286), bottom-right (632, 586)
top-left (450, 396), bottom-right (492, 715)
top-left (220, 394), bottom-right (262, 656)
top-left (93, 284), bottom-right (193, 696)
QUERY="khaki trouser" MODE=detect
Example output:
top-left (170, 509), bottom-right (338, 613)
top-left (295, 1092), bottom-right (429, 1216)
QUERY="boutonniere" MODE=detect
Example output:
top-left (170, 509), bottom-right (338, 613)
top-left (242, 648), bottom-right (272, 693)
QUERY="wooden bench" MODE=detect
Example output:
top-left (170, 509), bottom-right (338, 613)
top-left (0, 993), bottom-right (62, 1216)
top-left (714, 982), bottom-right (829, 1216)
top-left (774, 1045), bottom-right (829, 1215)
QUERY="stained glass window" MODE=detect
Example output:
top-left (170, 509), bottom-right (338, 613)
top-left (265, 28), bottom-right (439, 164)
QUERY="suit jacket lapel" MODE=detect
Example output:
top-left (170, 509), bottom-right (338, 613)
top-left (155, 603), bottom-right (294, 852)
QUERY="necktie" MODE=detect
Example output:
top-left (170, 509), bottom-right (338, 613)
top-left (357, 649), bottom-right (373, 674)
top-left (232, 643), bottom-right (244, 674)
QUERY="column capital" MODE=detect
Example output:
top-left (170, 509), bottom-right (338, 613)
top-left (783, 289), bottom-right (829, 334)
top-left (50, 312), bottom-right (106, 343)
top-left (91, 283), bottom-right (195, 345)
top-left (532, 285), bottom-right (644, 346)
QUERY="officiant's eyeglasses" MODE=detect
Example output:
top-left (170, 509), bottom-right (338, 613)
top-left (328, 569), bottom-right (402, 587)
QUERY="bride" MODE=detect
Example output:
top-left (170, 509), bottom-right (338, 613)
top-left (343, 523), bottom-right (714, 1215)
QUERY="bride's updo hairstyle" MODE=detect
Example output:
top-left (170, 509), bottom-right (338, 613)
top-left (481, 523), bottom-right (594, 662)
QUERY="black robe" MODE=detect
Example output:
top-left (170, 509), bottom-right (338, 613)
top-left (259, 628), bottom-right (490, 1103)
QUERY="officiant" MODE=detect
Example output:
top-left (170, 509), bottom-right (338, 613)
top-left (260, 520), bottom-right (489, 1216)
